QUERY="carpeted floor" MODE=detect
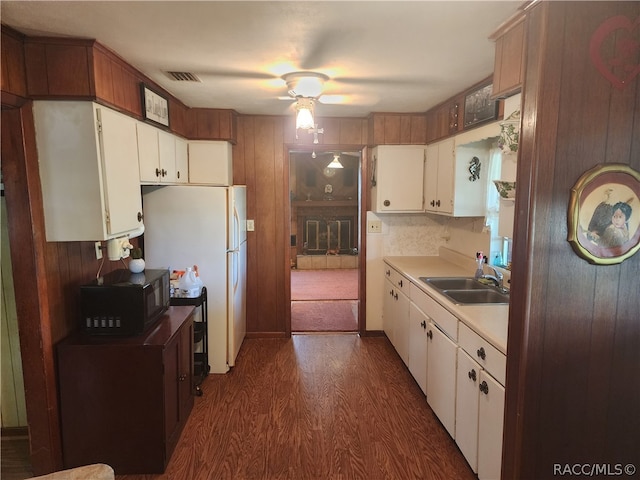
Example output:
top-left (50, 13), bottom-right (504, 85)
top-left (290, 269), bottom-right (358, 300)
top-left (291, 300), bottom-right (358, 332)
top-left (291, 269), bottom-right (358, 332)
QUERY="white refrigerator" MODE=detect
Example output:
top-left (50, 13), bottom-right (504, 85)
top-left (142, 185), bottom-right (247, 374)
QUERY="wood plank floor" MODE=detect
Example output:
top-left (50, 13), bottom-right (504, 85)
top-left (118, 334), bottom-right (475, 480)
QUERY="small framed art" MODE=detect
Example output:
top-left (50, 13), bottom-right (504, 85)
top-left (141, 83), bottom-right (169, 128)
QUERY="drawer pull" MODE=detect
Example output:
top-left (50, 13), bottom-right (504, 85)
top-left (479, 380), bottom-right (489, 394)
top-left (427, 330), bottom-right (433, 340)
top-left (420, 320), bottom-right (426, 329)
top-left (477, 347), bottom-right (486, 360)
top-left (398, 279), bottom-right (403, 287)
top-left (468, 369), bottom-right (477, 382)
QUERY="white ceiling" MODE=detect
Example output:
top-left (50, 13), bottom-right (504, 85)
top-left (1, 1), bottom-right (522, 118)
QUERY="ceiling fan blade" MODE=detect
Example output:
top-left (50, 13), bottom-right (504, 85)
top-left (299, 28), bottom-right (352, 71)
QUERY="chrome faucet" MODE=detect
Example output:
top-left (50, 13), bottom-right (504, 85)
top-left (481, 266), bottom-right (505, 291)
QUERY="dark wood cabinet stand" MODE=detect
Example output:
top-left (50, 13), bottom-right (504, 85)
top-left (57, 306), bottom-right (195, 474)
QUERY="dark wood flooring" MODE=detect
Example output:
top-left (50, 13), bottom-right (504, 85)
top-left (3, 335), bottom-right (475, 480)
top-left (120, 334), bottom-right (475, 480)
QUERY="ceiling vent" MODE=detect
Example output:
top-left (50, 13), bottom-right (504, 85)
top-left (166, 71), bottom-right (201, 82)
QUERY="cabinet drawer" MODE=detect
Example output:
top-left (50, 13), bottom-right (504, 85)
top-left (384, 265), bottom-right (411, 297)
top-left (410, 284), bottom-right (457, 341)
top-left (458, 322), bottom-right (506, 385)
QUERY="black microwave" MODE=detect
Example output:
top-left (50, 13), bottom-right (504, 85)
top-left (80, 269), bottom-right (170, 336)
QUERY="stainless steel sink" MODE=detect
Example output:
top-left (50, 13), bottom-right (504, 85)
top-left (440, 289), bottom-right (509, 305)
top-left (419, 276), bottom-right (509, 305)
top-left (420, 277), bottom-right (491, 291)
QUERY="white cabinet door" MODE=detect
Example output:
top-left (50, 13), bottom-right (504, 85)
top-left (393, 286), bottom-right (410, 366)
top-left (188, 141), bottom-right (233, 185)
top-left (34, 101), bottom-right (144, 241)
top-left (383, 277), bottom-right (396, 346)
top-left (158, 130), bottom-right (177, 182)
top-left (426, 321), bottom-right (458, 437)
top-left (137, 123), bottom-right (179, 184)
top-left (137, 121), bottom-right (161, 183)
top-left (174, 137), bottom-right (189, 184)
top-left (424, 138), bottom-right (454, 214)
top-left (371, 145), bottom-right (425, 213)
top-left (455, 348), bottom-right (481, 473)
top-left (478, 371), bottom-right (505, 480)
top-left (98, 107), bottom-right (144, 237)
top-left (408, 302), bottom-right (428, 394)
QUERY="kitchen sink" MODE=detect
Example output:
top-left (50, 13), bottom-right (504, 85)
top-left (439, 289), bottom-right (509, 305)
top-left (419, 276), bottom-right (509, 305)
top-left (419, 277), bottom-right (491, 291)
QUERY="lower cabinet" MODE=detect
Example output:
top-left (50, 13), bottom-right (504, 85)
top-left (456, 321), bottom-right (506, 480)
top-left (426, 320), bottom-right (457, 438)
top-left (57, 306), bottom-right (195, 474)
top-left (408, 302), bottom-right (429, 394)
top-left (383, 266), bottom-right (410, 365)
top-left (478, 371), bottom-right (505, 480)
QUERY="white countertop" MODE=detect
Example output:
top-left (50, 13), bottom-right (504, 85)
top-left (384, 255), bottom-right (509, 354)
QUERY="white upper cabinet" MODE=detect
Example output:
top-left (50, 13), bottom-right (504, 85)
top-left (188, 141), bottom-right (233, 186)
top-left (33, 101), bottom-right (144, 241)
top-left (174, 137), bottom-right (188, 184)
top-left (371, 145), bottom-right (425, 213)
top-left (137, 122), bottom-right (185, 184)
top-left (425, 138), bottom-right (455, 214)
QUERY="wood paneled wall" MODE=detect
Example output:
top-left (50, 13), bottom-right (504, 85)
top-left (504, 2), bottom-right (640, 477)
top-left (233, 115), bottom-right (369, 336)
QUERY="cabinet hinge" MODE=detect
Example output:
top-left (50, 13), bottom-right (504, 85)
top-left (96, 119), bottom-right (102, 133)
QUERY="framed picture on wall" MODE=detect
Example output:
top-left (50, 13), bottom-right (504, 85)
top-left (567, 163), bottom-right (640, 265)
top-left (141, 83), bottom-right (170, 128)
top-left (463, 83), bottom-right (498, 128)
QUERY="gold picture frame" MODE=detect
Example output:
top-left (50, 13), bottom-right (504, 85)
top-left (568, 163), bottom-right (640, 265)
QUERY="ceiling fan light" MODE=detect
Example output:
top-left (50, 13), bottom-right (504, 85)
top-left (284, 72), bottom-right (328, 98)
top-left (327, 154), bottom-right (344, 169)
top-left (295, 97), bottom-right (315, 130)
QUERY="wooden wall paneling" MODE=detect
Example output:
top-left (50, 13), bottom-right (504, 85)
top-left (382, 115), bottom-right (402, 144)
top-left (368, 114), bottom-right (385, 146)
top-left (24, 42), bottom-right (49, 96)
top-left (169, 99), bottom-right (187, 137)
top-left (92, 47), bottom-right (114, 105)
top-left (503, 2), bottom-right (640, 478)
top-left (44, 43), bottom-right (93, 97)
top-left (1, 104), bottom-right (64, 475)
top-left (409, 114), bottom-right (427, 144)
top-left (1, 27), bottom-right (27, 98)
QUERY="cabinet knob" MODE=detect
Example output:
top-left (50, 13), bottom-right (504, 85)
top-left (385, 269), bottom-right (390, 277)
top-left (137, 212), bottom-right (144, 222)
top-left (155, 167), bottom-right (161, 177)
top-left (436, 199), bottom-right (441, 207)
top-left (477, 347), bottom-right (486, 360)
top-left (161, 169), bottom-right (168, 177)
top-left (383, 199), bottom-right (391, 207)
top-left (398, 279), bottom-right (403, 288)
top-left (177, 171), bottom-right (181, 179)
top-left (468, 369), bottom-right (477, 382)
top-left (427, 330), bottom-right (433, 340)
top-left (393, 292), bottom-right (398, 301)
top-left (430, 200), bottom-right (435, 207)
top-left (179, 374), bottom-right (187, 382)
top-left (420, 320), bottom-right (426, 329)
top-left (479, 380), bottom-right (489, 394)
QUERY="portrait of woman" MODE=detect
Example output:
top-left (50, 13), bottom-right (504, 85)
top-left (569, 164), bottom-right (640, 264)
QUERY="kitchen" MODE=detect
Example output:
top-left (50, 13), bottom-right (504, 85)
top-left (1, 1), bottom-right (639, 479)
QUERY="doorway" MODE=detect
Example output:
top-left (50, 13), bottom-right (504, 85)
top-left (288, 149), bottom-right (361, 333)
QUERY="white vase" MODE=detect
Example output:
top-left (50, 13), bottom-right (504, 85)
top-left (129, 258), bottom-right (145, 273)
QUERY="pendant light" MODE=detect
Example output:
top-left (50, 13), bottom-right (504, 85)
top-left (327, 153), bottom-right (344, 169)
top-left (295, 97), bottom-right (315, 130)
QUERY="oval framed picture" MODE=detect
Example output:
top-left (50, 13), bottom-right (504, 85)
top-left (568, 163), bottom-right (640, 265)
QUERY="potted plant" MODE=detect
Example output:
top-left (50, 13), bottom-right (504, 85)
top-left (129, 247), bottom-right (145, 273)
